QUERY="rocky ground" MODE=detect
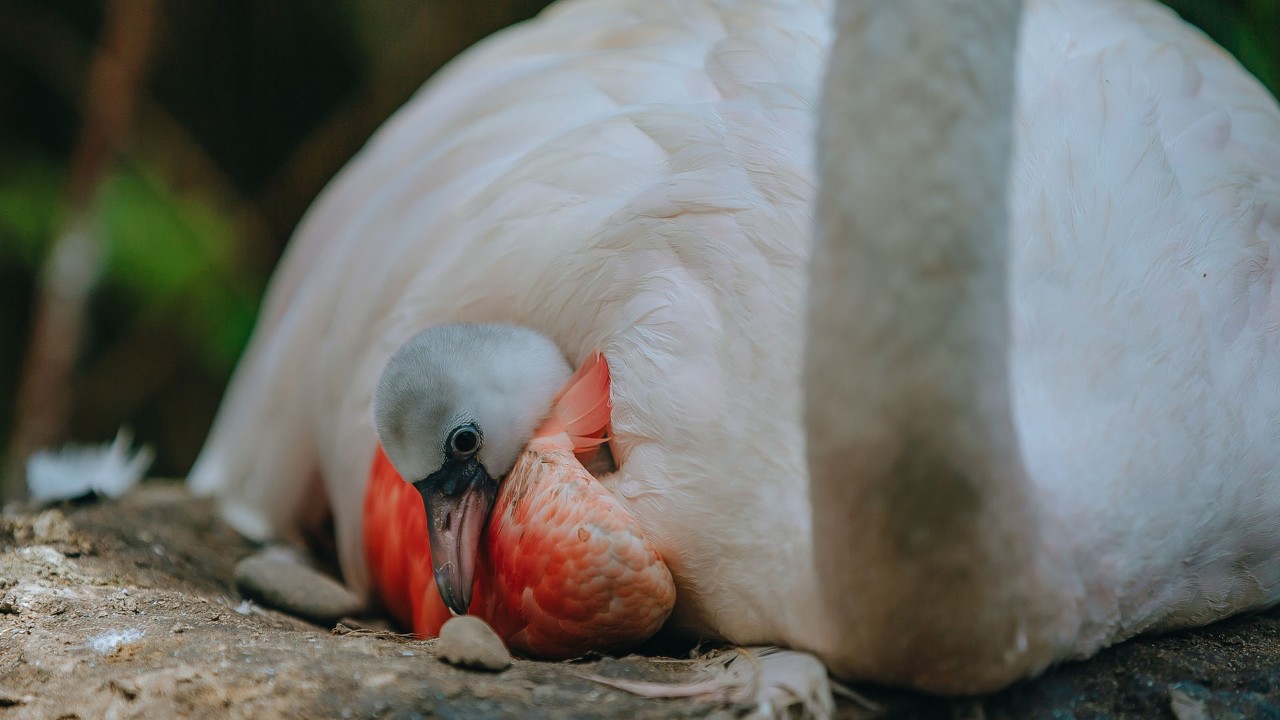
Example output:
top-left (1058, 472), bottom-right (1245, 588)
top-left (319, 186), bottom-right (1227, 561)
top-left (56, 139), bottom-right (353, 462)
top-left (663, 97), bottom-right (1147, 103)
top-left (2, 483), bottom-right (1280, 719)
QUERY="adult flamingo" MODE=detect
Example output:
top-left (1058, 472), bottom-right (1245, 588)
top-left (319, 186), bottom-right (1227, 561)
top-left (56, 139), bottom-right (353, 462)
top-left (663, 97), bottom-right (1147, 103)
top-left (190, 0), bottom-right (1280, 710)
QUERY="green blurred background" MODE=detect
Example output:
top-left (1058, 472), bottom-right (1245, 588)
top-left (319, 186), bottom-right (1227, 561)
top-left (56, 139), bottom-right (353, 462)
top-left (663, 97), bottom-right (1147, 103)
top-left (0, 0), bottom-right (1277, 484)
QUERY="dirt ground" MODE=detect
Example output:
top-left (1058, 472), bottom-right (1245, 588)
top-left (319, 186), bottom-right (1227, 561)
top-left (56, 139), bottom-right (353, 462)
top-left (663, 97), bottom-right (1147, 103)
top-left (3, 484), bottom-right (1280, 719)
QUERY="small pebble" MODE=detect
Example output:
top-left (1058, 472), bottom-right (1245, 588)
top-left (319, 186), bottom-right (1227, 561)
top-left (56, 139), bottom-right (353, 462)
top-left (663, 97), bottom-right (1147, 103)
top-left (234, 550), bottom-right (363, 625)
top-left (436, 616), bottom-right (511, 672)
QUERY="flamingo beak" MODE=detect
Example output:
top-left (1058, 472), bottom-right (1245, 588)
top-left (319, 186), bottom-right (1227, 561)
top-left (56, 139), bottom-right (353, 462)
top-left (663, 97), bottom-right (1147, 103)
top-left (413, 458), bottom-right (497, 615)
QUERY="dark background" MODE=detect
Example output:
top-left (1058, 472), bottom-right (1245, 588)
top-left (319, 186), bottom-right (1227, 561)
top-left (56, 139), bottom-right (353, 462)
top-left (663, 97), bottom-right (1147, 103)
top-left (0, 0), bottom-right (1276, 485)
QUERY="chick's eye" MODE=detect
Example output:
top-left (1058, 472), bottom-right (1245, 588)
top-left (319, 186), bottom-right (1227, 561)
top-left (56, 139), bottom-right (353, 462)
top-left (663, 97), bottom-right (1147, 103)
top-left (448, 425), bottom-right (480, 458)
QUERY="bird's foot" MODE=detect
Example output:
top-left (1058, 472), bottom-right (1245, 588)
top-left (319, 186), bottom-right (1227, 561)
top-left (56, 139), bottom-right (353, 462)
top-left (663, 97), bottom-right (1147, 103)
top-left (582, 646), bottom-right (838, 719)
top-left (234, 544), bottom-right (363, 625)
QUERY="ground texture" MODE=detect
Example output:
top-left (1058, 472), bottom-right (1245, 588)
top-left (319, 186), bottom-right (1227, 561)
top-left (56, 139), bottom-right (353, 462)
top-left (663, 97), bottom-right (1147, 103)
top-left (3, 483), bottom-right (1280, 719)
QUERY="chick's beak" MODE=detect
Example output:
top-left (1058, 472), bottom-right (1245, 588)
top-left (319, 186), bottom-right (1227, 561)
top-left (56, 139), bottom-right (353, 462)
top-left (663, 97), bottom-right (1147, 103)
top-left (413, 458), bottom-right (497, 615)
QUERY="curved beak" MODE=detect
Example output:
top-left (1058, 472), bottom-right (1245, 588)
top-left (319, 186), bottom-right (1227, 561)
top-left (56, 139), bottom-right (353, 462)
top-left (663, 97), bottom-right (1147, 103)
top-left (412, 458), bottom-right (498, 615)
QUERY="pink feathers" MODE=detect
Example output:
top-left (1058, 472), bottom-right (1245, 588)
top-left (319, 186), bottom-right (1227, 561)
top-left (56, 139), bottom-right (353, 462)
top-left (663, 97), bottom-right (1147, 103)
top-left (534, 351), bottom-right (612, 459)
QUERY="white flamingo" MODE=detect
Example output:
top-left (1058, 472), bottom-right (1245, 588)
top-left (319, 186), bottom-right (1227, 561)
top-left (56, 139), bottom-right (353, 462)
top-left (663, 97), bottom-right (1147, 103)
top-left (189, 0), bottom-right (1280, 710)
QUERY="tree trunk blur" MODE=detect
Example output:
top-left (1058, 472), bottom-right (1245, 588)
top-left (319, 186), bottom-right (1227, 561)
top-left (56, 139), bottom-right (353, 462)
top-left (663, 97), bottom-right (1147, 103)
top-left (3, 0), bottom-right (158, 502)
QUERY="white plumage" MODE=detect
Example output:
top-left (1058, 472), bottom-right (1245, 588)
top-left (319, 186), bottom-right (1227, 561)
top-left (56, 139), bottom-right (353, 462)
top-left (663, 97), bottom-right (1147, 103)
top-left (191, 0), bottom-right (1280, 699)
top-left (804, 0), bottom-right (1280, 693)
top-left (1011, 0), bottom-right (1280, 642)
top-left (193, 0), bottom-right (829, 644)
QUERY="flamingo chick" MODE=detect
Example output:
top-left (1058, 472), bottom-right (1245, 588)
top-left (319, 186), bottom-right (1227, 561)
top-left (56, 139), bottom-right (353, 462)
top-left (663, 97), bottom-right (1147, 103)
top-left (363, 324), bottom-right (675, 657)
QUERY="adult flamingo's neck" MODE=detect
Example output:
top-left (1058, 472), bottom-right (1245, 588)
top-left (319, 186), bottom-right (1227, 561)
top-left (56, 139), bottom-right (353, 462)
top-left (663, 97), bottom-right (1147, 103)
top-left (802, 0), bottom-right (1080, 692)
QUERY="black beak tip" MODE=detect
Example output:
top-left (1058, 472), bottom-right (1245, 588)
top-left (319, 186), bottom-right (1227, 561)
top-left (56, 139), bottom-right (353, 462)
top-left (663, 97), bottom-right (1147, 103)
top-left (443, 587), bottom-right (470, 616)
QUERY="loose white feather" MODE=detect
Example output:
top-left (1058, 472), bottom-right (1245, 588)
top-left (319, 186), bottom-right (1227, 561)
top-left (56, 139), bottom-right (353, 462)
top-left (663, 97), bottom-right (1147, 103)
top-left (26, 428), bottom-right (154, 504)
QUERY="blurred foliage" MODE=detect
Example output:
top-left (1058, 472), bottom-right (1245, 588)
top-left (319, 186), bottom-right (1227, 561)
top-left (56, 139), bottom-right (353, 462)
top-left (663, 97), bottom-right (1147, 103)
top-left (0, 153), bottom-right (256, 374)
top-left (1165, 0), bottom-right (1280, 94)
top-left (0, 0), bottom-right (1276, 477)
